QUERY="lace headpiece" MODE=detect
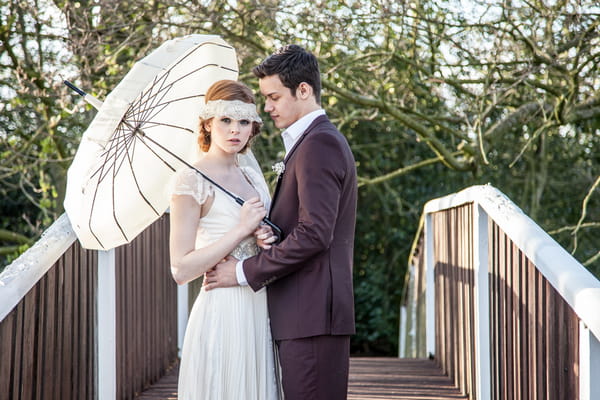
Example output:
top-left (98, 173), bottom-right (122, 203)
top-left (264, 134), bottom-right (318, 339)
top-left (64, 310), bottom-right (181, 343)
top-left (199, 99), bottom-right (262, 124)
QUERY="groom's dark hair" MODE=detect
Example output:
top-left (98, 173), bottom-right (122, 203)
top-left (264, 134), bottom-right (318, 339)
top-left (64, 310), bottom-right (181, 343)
top-left (252, 44), bottom-right (321, 105)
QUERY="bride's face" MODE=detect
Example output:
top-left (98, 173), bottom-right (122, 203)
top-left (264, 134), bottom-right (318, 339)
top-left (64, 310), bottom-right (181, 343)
top-left (207, 116), bottom-right (253, 155)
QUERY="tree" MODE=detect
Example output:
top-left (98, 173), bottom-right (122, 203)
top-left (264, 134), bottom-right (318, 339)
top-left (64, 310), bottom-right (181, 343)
top-left (0, 0), bottom-right (82, 260)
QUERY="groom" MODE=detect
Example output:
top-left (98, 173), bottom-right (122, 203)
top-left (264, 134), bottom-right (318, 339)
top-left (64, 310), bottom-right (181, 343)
top-left (205, 44), bottom-right (357, 400)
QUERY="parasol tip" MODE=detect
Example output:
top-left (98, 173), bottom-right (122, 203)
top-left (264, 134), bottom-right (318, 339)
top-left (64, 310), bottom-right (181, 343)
top-left (63, 80), bottom-right (103, 110)
top-left (64, 80), bottom-right (86, 97)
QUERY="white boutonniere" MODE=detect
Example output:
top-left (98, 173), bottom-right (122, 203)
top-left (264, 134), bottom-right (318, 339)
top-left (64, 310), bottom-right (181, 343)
top-left (272, 161), bottom-right (285, 177)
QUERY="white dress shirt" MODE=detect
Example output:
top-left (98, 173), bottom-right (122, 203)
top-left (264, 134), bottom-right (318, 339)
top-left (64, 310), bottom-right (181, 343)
top-left (235, 109), bottom-right (326, 285)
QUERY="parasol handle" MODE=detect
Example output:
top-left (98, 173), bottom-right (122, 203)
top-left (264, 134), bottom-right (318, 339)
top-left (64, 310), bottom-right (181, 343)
top-left (262, 217), bottom-right (284, 244)
top-left (64, 80), bottom-right (104, 110)
top-left (231, 196), bottom-right (283, 243)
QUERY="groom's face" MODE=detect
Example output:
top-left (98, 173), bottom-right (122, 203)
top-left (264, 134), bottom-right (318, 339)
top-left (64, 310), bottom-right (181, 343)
top-left (259, 75), bottom-right (302, 130)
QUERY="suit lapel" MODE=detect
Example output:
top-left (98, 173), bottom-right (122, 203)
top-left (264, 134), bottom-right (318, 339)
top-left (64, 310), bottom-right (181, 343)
top-left (269, 115), bottom-right (328, 216)
top-left (269, 116), bottom-right (325, 216)
top-left (269, 173), bottom-right (284, 218)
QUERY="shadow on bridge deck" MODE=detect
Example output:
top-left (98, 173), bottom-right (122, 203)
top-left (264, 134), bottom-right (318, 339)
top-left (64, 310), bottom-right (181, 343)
top-left (135, 357), bottom-right (467, 400)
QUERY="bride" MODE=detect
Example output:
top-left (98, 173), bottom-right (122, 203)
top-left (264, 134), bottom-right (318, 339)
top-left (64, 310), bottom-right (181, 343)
top-left (169, 79), bottom-right (280, 399)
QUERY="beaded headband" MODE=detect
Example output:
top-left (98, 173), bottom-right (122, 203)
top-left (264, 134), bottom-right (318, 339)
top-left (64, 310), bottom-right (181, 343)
top-left (199, 99), bottom-right (262, 124)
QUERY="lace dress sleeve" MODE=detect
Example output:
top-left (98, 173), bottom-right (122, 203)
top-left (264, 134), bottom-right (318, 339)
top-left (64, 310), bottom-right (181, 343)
top-left (171, 168), bottom-right (214, 205)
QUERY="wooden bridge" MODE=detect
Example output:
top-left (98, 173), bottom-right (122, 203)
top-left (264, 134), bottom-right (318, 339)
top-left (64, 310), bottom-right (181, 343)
top-left (134, 358), bottom-right (469, 399)
top-left (1, 185), bottom-right (599, 399)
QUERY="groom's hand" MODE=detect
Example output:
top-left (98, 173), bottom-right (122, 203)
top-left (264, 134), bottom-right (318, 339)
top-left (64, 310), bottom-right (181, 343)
top-left (204, 255), bottom-right (239, 290)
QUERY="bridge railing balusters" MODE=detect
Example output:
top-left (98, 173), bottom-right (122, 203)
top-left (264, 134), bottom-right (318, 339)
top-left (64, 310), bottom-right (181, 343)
top-left (402, 184), bottom-right (600, 400)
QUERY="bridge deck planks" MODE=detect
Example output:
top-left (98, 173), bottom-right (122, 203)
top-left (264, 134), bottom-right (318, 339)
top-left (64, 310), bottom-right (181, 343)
top-left (135, 357), bottom-right (468, 400)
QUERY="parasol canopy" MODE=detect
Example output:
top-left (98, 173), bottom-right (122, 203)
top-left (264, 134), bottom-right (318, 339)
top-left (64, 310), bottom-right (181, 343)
top-left (64, 34), bottom-right (240, 250)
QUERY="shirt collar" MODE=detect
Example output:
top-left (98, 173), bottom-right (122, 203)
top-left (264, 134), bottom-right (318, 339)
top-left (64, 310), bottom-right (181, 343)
top-left (282, 109), bottom-right (326, 156)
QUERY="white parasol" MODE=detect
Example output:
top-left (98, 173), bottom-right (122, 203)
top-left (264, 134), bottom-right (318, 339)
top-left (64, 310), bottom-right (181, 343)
top-left (64, 34), bottom-right (240, 250)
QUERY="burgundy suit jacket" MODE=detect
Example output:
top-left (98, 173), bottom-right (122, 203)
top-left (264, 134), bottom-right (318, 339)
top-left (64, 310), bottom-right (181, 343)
top-left (243, 115), bottom-right (357, 340)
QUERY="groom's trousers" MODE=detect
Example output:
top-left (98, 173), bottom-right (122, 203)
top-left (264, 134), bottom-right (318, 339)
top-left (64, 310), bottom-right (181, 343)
top-left (276, 334), bottom-right (350, 400)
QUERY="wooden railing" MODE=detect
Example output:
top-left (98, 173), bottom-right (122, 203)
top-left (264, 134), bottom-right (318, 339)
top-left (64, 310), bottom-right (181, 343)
top-left (0, 231), bottom-right (97, 399)
top-left (489, 220), bottom-right (580, 399)
top-left (0, 213), bottom-right (178, 400)
top-left (114, 215), bottom-right (177, 399)
top-left (400, 185), bottom-right (600, 400)
top-left (432, 204), bottom-right (477, 398)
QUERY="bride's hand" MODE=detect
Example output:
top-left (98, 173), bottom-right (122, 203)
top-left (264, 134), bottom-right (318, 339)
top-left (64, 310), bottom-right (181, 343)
top-left (238, 197), bottom-right (266, 235)
top-left (254, 225), bottom-right (277, 250)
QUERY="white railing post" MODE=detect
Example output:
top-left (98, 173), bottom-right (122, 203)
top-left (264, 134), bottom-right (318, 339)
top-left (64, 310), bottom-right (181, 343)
top-left (398, 261), bottom-right (416, 358)
top-left (177, 283), bottom-right (189, 357)
top-left (398, 304), bottom-right (406, 358)
top-left (473, 205), bottom-right (491, 400)
top-left (424, 213), bottom-right (436, 357)
top-left (580, 322), bottom-right (600, 400)
top-left (97, 249), bottom-right (116, 400)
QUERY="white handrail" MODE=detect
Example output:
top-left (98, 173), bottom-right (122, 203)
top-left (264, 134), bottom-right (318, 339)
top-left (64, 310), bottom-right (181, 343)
top-left (423, 184), bottom-right (600, 340)
top-left (0, 213), bottom-right (77, 322)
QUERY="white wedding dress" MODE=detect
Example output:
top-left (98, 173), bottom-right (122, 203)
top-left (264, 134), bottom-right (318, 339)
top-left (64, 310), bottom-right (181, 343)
top-left (172, 165), bottom-right (280, 400)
